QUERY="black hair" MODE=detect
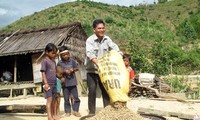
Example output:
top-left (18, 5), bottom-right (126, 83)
top-left (92, 19), bottom-right (105, 28)
top-left (123, 54), bottom-right (131, 61)
top-left (45, 43), bottom-right (57, 52)
top-left (56, 65), bottom-right (64, 73)
top-left (59, 46), bottom-right (69, 52)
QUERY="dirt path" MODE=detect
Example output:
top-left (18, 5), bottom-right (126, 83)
top-left (0, 96), bottom-right (199, 120)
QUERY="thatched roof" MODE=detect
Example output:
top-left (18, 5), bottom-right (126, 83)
top-left (0, 22), bottom-right (87, 63)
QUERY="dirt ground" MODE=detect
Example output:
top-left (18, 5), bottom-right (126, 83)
top-left (0, 95), bottom-right (200, 120)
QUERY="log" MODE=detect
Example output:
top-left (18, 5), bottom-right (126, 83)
top-left (0, 104), bottom-right (46, 113)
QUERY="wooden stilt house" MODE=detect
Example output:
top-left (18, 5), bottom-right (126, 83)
top-left (0, 22), bottom-right (87, 97)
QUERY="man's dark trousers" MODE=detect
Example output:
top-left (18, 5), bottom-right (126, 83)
top-left (87, 73), bottom-right (110, 114)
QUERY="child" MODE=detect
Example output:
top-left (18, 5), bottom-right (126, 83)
top-left (40, 43), bottom-right (58, 120)
top-left (57, 46), bottom-right (81, 117)
top-left (55, 65), bottom-right (65, 118)
top-left (123, 54), bottom-right (135, 89)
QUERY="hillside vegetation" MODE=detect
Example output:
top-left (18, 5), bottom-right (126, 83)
top-left (1, 0), bottom-right (200, 75)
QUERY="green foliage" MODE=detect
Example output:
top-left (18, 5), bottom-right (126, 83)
top-left (164, 77), bottom-right (200, 99)
top-left (182, 49), bottom-right (200, 68)
top-left (164, 77), bottom-right (190, 93)
top-left (0, 0), bottom-right (199, 75)
top-left (190, 13), bottom-right (200, 38)
top-left (177, 11), bottom-right (181, 16)
top-left (177, 19), bottom-right (197, 41)
top-left (124, 17), bottom-right (200, 75)
top-left (116, 21), bottom-right (126, 27)
top-left (82, 23), bottom-right (93, 35)
top-left (158, 0), bottom-right (168, 4)
top-left (188, 11), bottom-right (194, 15)
top-left (105, 17), bottom-right (114, 24)
top-left (177, 3), bottom-right (182, 6)
top-left (152, 41), bottom-right (170, 75)
top-left (128, 39), bottom-right (153, 74)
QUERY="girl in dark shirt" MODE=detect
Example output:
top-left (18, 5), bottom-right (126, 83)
top-left (41, 43), bottom-right (58, 120)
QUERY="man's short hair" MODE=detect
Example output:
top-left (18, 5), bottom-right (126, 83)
top-left (92, 19), bottom-right (105, 28)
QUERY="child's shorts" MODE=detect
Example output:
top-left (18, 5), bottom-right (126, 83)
top-left (44, 85), bottom-right (56, 99)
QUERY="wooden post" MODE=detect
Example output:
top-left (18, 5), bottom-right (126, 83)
top-left (170, 63), bottom-right (173, 92)
top-left (23, 88), bottom-right (27, 96)
top-left (14, 57), bottom-right (17, 83)
top-left (159, 78), bottom-right (161, 93)
top-left (9, 88), bottom-right (13, 98)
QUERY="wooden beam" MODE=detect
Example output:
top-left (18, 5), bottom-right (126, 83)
top-left (0, 104), bottom-right (46, 113)
top-left (138, 107), bottom-right (195, 120)
top-left (0, 29), bottom-right (20, 49)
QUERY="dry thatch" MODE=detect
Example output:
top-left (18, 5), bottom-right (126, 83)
top-left (0, 22), bottom-right (87, 64)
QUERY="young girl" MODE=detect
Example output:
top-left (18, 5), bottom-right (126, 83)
top-left (123, 54), bottom-right (135, 89)
top-left (55, 65), bottom-right (64, 118)
top-left (57, 46), bottom-right (81, 117)
top-left (40, 43), bottom-right (58, 120)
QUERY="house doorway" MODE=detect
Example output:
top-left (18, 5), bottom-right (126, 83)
top-left (0, 54), bottom-right (33, 83)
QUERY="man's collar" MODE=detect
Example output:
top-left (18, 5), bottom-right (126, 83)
top-left (93, 34), bottom-right (108, 42)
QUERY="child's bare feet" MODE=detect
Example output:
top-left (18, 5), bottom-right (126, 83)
top-left (48, 117), bottom-right (54, 120)
top-left (53, 115), bottom-right (60, 120)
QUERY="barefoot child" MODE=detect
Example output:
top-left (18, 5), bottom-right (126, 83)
top-left (40, 43), bottom-right (58, 120)
top-left (55, 65), bottom-right (65, 118)
top-left (58, 46), bottom-right (81, 117)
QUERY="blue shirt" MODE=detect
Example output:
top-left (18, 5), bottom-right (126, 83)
top-left (57, 58), bottom-right (78, 87)
top-left (56, 77), bottom-right (62, 93)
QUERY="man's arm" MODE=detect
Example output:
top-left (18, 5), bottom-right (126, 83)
top-left (86, 38), bottom-right (98, 65)
top-left (91, 58), bottom-right (98, 65)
